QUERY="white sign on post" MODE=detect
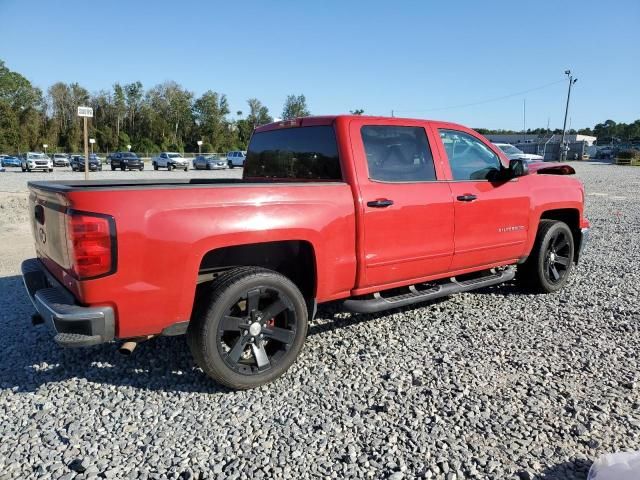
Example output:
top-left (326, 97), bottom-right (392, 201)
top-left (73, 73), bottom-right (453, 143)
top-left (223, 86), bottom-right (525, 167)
top-left (77, 106), bottom-right (94, 117)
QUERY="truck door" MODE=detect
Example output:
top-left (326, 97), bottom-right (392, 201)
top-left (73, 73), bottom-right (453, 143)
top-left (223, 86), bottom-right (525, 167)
top-left (434, 128), bottom-right (530, 270)
top-left (350, 120), bottom-right (455, 289)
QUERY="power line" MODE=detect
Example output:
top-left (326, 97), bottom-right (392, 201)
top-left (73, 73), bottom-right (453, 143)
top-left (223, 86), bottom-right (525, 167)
top-left (393, 79), bottom-right (565, 114)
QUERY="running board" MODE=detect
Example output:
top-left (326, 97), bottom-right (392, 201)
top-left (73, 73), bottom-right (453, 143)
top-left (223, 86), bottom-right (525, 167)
top-left (343, 267), bottom-right (516, 314)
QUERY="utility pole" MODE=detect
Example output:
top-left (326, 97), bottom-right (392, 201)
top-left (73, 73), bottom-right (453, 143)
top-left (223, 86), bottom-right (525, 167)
top-left (560, 70), bottom-right (578, 161)
top-left (78, 106), bottom-right (93, 180)
top-left (83, 117), bottom-right (89, 180)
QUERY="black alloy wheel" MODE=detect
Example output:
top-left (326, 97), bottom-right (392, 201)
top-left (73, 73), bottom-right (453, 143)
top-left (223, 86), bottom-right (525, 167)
top-left (217, 286), bottom-right (297, 374)
top-left (188, 267), bottom-right (308, 389)
top-left (543, 229), bottom-right (572, 285)
top-left (517, 220), bottom-right (574, 293)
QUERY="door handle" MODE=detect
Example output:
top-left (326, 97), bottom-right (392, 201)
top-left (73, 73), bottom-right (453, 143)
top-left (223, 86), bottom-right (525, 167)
top-left (456, 194), bottom-right (477, 202)
top-left (367, 199), bottom-right (394, 208)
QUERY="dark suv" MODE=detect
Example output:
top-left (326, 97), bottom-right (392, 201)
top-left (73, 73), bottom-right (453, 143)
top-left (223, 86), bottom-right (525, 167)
top-left (109, 152), bottom-right (144, 171)
top-left (70, 155), bottom-right (102, 172)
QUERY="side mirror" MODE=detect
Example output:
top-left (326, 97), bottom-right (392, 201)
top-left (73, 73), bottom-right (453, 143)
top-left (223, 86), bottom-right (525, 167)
top-left (509, 158), bottom-right (528, 178)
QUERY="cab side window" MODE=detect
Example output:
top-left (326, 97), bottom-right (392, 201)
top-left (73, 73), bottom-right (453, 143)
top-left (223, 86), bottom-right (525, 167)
top-left (361, 126), bottom-right (436, 182)
top-left (439, 129), bottom-right (502, 181)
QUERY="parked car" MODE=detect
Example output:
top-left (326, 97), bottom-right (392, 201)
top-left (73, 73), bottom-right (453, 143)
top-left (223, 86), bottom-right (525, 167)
top-left (226, 150), bottom-right (246, 168)
top-left (21, 115), bottom-right (589, 390)
top-left (52, 153), bottom-right (70, 167)
top-left (152, 152), bottom-right (189, 171)
top-left (108, 152), bottom-right (144, 171)
top-left (21, 152), bottom-right (53, 172)
top-left (193, 155), bottom-right (228, 170)
top-left (1, 155), bottom-right (21, 167)
top-left (89, 153), bottom-right (104, 164)
top-left (494, 143), bottom-right (544, 162)
top-left (71, 155), bottom-right (102, 172)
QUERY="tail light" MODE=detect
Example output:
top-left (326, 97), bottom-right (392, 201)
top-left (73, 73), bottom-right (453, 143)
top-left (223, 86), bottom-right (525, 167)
top-left (65, 212), bottom-right (116, 279)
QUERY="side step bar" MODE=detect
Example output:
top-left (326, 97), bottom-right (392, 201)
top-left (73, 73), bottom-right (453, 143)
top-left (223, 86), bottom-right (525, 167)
top-left (343, 267), bottom-right (516, 314)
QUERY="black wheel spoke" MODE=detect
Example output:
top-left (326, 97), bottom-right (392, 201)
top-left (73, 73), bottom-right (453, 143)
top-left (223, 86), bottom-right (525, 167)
top-left (555, 255), bottom-right (570, 267)
top-left (246, 288), bottom-right (260, 312)
top-left (263, 326), bottom-right (295, 344)
top-left (220, 315), bottom-right (246, 332)
top-left (227, 335), bottom-right (249, 363)
top-left (554, 235), bottom-right (568, 251)
top-left (550, 265), bottom-right (561, 281)
top-left (260, 298), bottom-right (288, 322)
top-left (251, 341), bottom-right (270, 368)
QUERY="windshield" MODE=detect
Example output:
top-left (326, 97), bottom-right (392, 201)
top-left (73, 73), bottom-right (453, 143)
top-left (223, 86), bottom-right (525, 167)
top-left (123, 153), bottom-right (139, 159)
top-left (168, 153), bottom-right (183, 158)
top-left (28, 153), bottom-right (47, 159)
top-left (244, 126), bottom-right (342, 181)
top-left (497, 144), bottom-right (524, 155)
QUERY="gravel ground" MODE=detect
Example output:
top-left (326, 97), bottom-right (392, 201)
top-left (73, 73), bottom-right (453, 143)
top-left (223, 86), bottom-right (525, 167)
top-left (0, 162), bottom-right (638, 480)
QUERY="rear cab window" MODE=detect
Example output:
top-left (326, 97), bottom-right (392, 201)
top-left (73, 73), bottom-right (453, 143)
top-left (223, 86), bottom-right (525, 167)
top-left (244, 125), bottom-right (342, 181)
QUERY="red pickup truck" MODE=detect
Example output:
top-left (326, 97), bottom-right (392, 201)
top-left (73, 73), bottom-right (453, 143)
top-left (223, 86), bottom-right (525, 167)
top-left (22, 115), bottom-right (589, 389)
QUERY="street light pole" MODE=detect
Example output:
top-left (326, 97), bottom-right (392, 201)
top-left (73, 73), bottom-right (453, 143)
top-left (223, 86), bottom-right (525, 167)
top-left (560, 70), bottom-right (578, 161)
top-left (197, 140), bottom-right (203, 155)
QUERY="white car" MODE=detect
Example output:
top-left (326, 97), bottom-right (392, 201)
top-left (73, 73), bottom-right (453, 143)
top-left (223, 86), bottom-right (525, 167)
top-left (494, 143), bottom-right (544, 162)
top-left (152, 152), bottom-right (189, 171)
top-left (226, 150), bottom-right (246, 168)
top-left (21, 152), bottom-right (53, 172)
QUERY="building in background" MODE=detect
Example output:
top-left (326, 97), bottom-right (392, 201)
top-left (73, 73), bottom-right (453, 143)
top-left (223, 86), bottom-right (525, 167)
top-left (484, 133), bottom-right (597, 161)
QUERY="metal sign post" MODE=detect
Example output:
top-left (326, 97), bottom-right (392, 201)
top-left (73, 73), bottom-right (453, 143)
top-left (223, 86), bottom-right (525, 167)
top-left (78, 107), bottom-right (94, 180)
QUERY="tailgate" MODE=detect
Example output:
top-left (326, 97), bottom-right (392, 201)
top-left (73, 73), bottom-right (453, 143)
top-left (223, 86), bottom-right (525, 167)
top-left (28, 186), bottom-right (72, 272)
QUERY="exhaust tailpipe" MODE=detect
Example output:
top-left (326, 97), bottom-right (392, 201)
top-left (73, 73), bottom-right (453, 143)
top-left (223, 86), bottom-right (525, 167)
top-left (118, 341), bottom-right (137, 355)
top-left (118, 335), bottom-right (155, 355)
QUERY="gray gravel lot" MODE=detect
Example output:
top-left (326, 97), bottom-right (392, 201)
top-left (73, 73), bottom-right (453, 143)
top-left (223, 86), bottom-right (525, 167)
top-left (0, 162), bottom-right (638, 479)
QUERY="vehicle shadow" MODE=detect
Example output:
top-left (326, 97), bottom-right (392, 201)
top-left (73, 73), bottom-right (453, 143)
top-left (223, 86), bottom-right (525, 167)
top-left (0, 274), bottom-right (230, 394)
top-left (1, 272), bottom-right (521, 394)
top-left (533, 458), bottom-right (593, 479)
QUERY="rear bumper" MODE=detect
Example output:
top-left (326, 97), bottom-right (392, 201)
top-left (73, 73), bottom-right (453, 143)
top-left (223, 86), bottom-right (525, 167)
top-left (21, 258), bottom-right (115, 347)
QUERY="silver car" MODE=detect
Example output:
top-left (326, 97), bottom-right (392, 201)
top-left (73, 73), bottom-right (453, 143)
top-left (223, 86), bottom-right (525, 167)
top-left (193, 155), bottom-right (228, 170)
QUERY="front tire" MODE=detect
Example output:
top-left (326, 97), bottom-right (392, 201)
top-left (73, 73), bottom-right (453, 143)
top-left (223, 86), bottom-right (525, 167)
top-left (517, 220), bottom-right (575, 293)
top-left (153, 162), bottom-right (158, 170)
top-left (167, 164), bottom-right (173, 171)
top-left (188, 267), bottom-right (308, 389)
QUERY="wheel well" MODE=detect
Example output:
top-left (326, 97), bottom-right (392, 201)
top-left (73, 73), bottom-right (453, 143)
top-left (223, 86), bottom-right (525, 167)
top-left (197, 240), bottom-right (317, 299)
top-left (540, 209), bottom-right (581, 261)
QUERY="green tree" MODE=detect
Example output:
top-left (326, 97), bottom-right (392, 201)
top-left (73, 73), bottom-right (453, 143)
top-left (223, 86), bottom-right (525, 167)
top-left (282, 94), bottom-right (310, 120)
top-left (350, 109), bottom-right (365, 115)
top-left (194, 90), bottom-right (229, 151)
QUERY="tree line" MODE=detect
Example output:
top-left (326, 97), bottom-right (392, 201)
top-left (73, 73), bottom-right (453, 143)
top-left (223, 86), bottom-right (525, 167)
top-left (2, 59), bottom-right (639, 154)
top-left (0, 60), bottom-right (310, 154)
top-left (476, 118), bottom-right (640, 143)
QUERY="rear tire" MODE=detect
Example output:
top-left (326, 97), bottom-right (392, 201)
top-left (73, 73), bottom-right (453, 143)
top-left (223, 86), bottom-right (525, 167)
top-left (517, 220), bottom-right (574, 293)
top-left (167, 164), bottom-right (173, 171)
top-left (153, 162), bottom-right (158, 171)
top-left (188, 267), bottom-right (308, 389)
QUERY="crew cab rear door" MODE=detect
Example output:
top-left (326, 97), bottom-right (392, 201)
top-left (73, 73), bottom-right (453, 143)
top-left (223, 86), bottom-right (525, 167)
top-left (432, 125), bottom-right (530, 270)
top-left (349, 119), bottom-right (454, 289)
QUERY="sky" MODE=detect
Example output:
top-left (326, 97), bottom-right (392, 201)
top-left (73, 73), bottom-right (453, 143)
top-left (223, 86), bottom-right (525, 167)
top-left (1, 0), bottom-right (639, 130)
